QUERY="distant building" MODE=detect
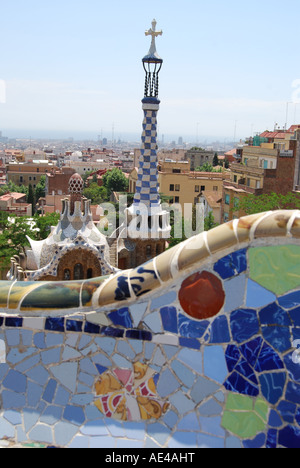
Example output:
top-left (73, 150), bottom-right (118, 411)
top-left (0, 192), bottom-right (32, 216)
top-left (8, 173), bottom-right (116, 281)
top-left (46, 167), bottom-right (76, 196)
top-left (6, 161), bottom-right (59, 188)
top-left (222, 126), bottom-right (300, 222)
top-left (185, 148), bottom-right (215, 170)
top-left (129, 160), bottom-right (229, 218)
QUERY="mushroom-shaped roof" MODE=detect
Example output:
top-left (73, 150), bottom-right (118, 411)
top-left (68, 173), bottom-right (84, 194)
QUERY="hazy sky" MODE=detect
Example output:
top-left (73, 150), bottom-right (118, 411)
top-left (1, 0), bottom-right (300, 142)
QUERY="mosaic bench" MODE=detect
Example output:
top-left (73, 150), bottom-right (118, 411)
top-left (0, 210), bottom-right (300, 448)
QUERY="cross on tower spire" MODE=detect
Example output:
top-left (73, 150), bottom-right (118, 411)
top-left (145, 19), bottom-right (162, 58)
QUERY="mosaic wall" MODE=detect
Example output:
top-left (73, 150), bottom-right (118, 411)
top-left (0, 211), bottom-right (300, 448)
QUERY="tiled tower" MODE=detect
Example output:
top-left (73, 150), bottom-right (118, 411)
top-left (122, 20), bottom-right (170, 268)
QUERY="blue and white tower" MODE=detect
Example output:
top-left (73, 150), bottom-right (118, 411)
top-left (126, 20), bottom-right (171, 248)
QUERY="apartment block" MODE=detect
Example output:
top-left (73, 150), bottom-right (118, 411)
top-left (222, 126), bottom-right (300, 222)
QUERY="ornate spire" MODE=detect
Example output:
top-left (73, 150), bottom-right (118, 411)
top-left (144, 19), bottom-right (163, 62)
top-left (142, 19), bottom-right (163, 100)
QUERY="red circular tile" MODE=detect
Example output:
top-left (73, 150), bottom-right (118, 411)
top-left (179, 271), bottom-right (225, 320)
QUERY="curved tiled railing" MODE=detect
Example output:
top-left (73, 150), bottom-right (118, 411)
top-left (0, 210), bottom-right (300, 449)
top-left (1, 210), bottom-right (300, 316)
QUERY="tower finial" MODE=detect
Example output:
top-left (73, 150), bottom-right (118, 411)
top-left (145, 19), bottom-right (163, 58)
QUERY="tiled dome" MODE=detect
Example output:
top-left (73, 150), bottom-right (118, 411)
top-left (69, 173), bottom-right (84, 194)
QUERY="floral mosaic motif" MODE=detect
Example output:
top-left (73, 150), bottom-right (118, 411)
top-left (94, 362), bottom-right (169, 421)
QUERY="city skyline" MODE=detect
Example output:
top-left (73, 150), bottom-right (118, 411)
top-left (1, 0), bottom-right (300, 142)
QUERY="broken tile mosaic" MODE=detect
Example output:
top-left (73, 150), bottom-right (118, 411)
top-left (0, 211), bottom-right (299, 447)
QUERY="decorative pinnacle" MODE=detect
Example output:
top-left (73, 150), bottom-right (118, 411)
top-left (145, 19), bottom-right (163, 58)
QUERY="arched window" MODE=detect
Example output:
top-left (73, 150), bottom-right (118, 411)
top-left (87, 268), bottom-right (93, 279)
top-left (74, 263), bottom-right (84, 280)
top-left (146, 245), bottom-right (152, 259)
top-left (64, 269), bottom-right (71, 281)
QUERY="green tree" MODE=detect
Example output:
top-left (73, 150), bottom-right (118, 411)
top-left (33, 212), bottom-right (60, 239)
top-left (102, 169), bottom-right (129, 194)
top-left (83, 183), bottom-right (109, 205)
top-left (0, 181), bottom-right (27, 196)
top-left (213, 153), bottom-right (219, 167)
top-left (0, 216), bottom-right (34, 270)
top-left (204, 211), bottom-right (218, 231)
top-left (35, 175), bottom-right (46, 202)
top-left (195, 163), bottom-right (222, 173)
top-left (235, 192), bottom-right (300, 215)
top-left (27, 184), bottom-right (35, 214)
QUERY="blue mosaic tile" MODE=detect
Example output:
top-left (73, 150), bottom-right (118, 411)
top-left (66, 320), bottom-right (83, 332)
top-left (178, 314), bottom-right (209, 339)
top-left (240, 337), bottom-right (263, 367)
top-left (63, 405), bottom-right (85, 426)
top-left (27, 382), bottom-right (43, 407)
top-left (176, 413), bottom-right (200, 431)
top-left (84, 322), bottom-right (101, 334)
top-left (278, 291), bottom-right (300, 310)
top-left (209, 315), bottom-right (230, 343)
top-left (268, 410), bottom-right (283, 428)
top-left (278, 425), bottom-right (300, 448)
top-left (160, 307), bottom-right (178, 334)
top-left (42, 379), bottom-right (57, 404)
top-left (224, 372), bottom-right (259, 397)
top-left (259, 303), bottom-right (291, 326)
top-left (0, 417), bottom-right (15, 439)
top-left (40, 405), bottom-right (63, 425)
top-left (204, 346), bottom-right (228, 384)
top-left (277, 400), bottom-right (297, 423)
top-left (259, 372), bottom-right (286, 404)
top-left (3, 410), bottom-right (22, 426)
top-left (285, 381), bottom-right (300, 404)
top-left (108, 308), bottom-right (133, 328)
top-left (254, 342), bottom-right (284, 372)
top-left (290, 307), bottom-right (300, 326)
top-left (178, 337), bottom-right (200, 350)
top-left (125, 329), bottom-right (151, 341)
top-left (296, 408), bottom-right (300, 426)
top-left (213, 248), bottom-right (247, 279)
top-left (284, 352), bottom-right (300, 382)
top-left (102, 327), bottom-right (124, 338)
top-left (246, 280), bottom-right (276, 309)
top-left (198, 398), bottom-right (223, 416)
top-left (156, 369), bottom-right (180, 398)
top-left (243, 433), bottom-right (266, 449)
top-left (163, 410), bottom-right (178, 429)
top-left (262, 326), bottom-right (291, 352)
top-left (144, 311), bottom-right (163, 333)
top-left (177, 348), bottom-right (202, 374)
top-left (3, 370), bottom-right (27, 393)
top-left (169, 391), bottom-right (195, 414)
top-left (5, 317), bottom-right (23, 328)
top-left (230, 309), bottom-right (259, 343)
top-left (6, 329), bottom-right (20, 346)
top-left (171, 360), bottom-right (195, 387)
top-left (45, 318), bottom-right (64, 332)
top-left (225, 345), bottom-right (241, 372)
top-left (234, 359), bottom-right (258, 384)
top-left (199, 416), bottom-right (225, 437)
top-left (266, 429), bottom-right (278, 449)
top-left (2, 390), bottom-right (26, 410)
top-left (224, 275), bottom-right (246, 312)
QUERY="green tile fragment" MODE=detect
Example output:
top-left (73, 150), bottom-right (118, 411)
top-left (222, 394), bottom-right (269, 439)
top-left (222, 411), bottom-right (266, 439)
top-left (249, 245), bottom-right (300, 295)
top-left (225, 393), bottom-right (253, 411)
